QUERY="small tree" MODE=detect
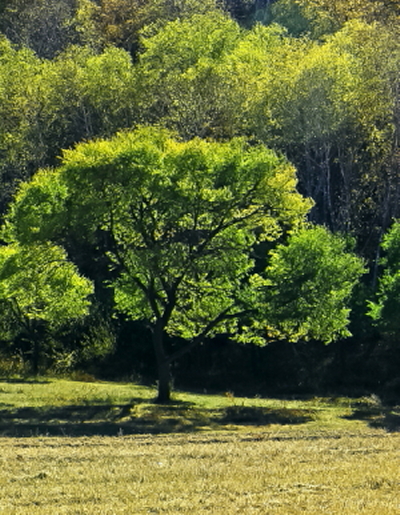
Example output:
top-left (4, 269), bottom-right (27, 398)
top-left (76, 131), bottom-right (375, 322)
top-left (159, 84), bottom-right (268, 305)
top-left (0, 242), bottom-right (93, 373)
top-left (241, 225), bottom-right (365, 345)
top-left (368, 221), bottom-right (400, 335)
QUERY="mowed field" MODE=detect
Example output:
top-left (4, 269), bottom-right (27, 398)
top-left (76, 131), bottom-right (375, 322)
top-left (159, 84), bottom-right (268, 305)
top-left (0, 379), bottom-right (399, 514)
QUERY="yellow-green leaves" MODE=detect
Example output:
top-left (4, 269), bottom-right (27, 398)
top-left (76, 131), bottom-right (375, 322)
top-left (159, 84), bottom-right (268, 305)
top-left (269, 0), bottom-right (400, 38)
top-left (8, 126), bottom-right (310, 343)
top-left (4, 168), bottom-right (68, 244)
top-left (137, 12), bottom-right (242, 138)
top-left (0, 242), bottom-right (93, 327)
top-left (258, 225), bottom-right (365, 343)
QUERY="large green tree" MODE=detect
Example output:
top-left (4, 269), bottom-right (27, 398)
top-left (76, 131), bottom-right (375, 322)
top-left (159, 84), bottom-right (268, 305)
top-left (6, 127), bottom-right (312, 400)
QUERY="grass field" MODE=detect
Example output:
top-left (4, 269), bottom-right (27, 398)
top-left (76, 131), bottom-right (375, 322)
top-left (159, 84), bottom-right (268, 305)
top-left (0, 378), bottom-right (399, 514)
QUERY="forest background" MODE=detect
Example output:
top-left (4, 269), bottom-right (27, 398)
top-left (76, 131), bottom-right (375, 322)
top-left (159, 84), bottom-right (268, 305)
top-left (0, 0), bottom-right (399, 401)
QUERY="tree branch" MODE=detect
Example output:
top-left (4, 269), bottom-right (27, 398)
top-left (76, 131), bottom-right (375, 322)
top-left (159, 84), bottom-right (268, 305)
top-left (167, 306), bottom-right (254, 364)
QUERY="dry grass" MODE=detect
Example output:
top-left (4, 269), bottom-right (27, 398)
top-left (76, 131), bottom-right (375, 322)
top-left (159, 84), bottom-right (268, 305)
top-left (0, 430), bottom-right (398, 514)
top-left (0, 379), bottom-right (399, 513)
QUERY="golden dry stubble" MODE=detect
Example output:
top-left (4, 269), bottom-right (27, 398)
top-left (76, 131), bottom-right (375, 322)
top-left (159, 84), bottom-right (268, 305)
top-left (0, 429), bottom-right (399, 514)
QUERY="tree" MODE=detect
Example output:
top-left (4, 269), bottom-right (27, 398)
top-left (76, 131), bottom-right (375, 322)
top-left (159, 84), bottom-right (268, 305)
top-left (39, 45), bottom-right (138, 149)
top-left (136, 11), bottom-right (242, 139)
top-left (0, 36), bottom-right (44, 215)
top-left (224, 20), bottom-right (400, 258)
top-left (0, 38), bottom-right (139, 219)
top-left (0, 0), bottom-right (78, 59)
top-left (368, 221), bottom-right (400, 332)
top-left (367, 220), bottom-right (400, 387)
top-left (73, 0), bottom-right (222, 56)
top-left (268, 0), bottom-right (400, 38)
top-left (6, 127), bottom-right (311, 400)
top-left (0, 242), bottom-right (93, 373)
top-left (244, 225), bottom-right (365, 344)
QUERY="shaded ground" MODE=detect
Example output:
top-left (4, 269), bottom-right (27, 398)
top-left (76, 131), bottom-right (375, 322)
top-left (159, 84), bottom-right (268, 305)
top-left (343, 397), bottom-right (400, 433)
top-left (0, 399), bottom-right (315, 437)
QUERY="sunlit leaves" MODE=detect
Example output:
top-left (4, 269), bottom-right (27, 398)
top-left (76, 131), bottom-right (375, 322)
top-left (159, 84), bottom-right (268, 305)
top-left (3, 168), bottom-right (68, 244)
top-left (251, 226), bottom-right (365, 343)
top-left (73, 0), bottom-right (222, 54)
top-left (7, 127), bottom-right (311, 344)
top-left (269, 0), bottom-right (400, 38)
top-left (137, 12), bottom-right (242, 138)
top-left (0, 38), bottom-right (138, 216)
top-left (369, 221), bottom-right (400, 334)
top-left (0, 242), bottom-right (93, 327)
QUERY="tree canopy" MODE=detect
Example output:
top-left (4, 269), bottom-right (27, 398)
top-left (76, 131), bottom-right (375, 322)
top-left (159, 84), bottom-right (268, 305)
top-left (6, 126), bottom-right (314, 398)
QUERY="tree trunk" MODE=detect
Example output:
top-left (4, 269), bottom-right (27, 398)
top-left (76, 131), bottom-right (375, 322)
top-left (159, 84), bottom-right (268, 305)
top-left (32, 336), bottom-right (40, 376)
top-left (157, 358), bottom-right (171, 403)
top-left (152, 322), bottom-right (172, 403)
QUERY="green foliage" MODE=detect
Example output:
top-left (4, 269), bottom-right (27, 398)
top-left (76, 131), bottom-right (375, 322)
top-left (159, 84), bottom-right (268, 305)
top-left (0, 243), bottom-right (93, 327)
top-left (3, 168), bottom-right (69, 244)
top-left (6, 126), bottom-right (313, 398)
top-left (369, 221), bottom-right (400, 333)
top-left (0, 38), bottom-right (138, 216)
top-left (0, 36), bottom-right (43, 202)
top-left (40, 45), bottom-right (138, 144)
top-left (57, 127), bottom-right (310, 337)
top-left (268, 0), bottom-right (400, 38)
top-left (243, 226), bottom-right (365, 344)
top-left (266, 0), bottom-right (314, 36)
top-left (0, 0), bottom-right (78, 58)
top-left (0, 241), bottom-right (93, 372)
top-left (226, 19), bottom-right (398, 243)
top-left (137, 12), bottom-right (242, 138)
top-left (78, 313), bottom-right (116, 362)
top-left (0, 0), bottom-right (395, 390)
top-left (73, 0), bottom-right (222, 54)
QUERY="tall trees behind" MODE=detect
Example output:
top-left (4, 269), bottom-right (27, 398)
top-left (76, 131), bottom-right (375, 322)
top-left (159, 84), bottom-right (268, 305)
top-left (134, 16), bottom-right (400, 259)
top-left (0, 0), bottom-right (224, 58)
top-left (0, 0), bottom-right (78, 59)
top-left (1, 3), bottom-right (398, 255)
top-left (0, 39), bottom-right (138, 215)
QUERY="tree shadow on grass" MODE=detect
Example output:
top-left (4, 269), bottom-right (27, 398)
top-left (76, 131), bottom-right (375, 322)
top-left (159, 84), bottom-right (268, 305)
top-left (218, 405), bottom-right (314, 426)
top-left (0, 378), bottom-right (51, 384)
top-left (0, 399), bottom-right (314, 437)
top-left (343, 399), bottom-right (400, 432)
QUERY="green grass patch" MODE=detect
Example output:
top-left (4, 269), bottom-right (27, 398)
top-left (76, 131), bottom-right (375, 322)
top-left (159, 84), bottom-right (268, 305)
top-left (0, 377), bottom-right (398, 437)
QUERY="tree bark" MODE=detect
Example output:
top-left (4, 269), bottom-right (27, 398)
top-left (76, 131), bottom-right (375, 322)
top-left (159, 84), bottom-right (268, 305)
top-left (156, 357), bottom-right (171, 403)
top-left (32, 334), bottom-right (40, 376)
top-left (152, 321), bottom-right (171, 403)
